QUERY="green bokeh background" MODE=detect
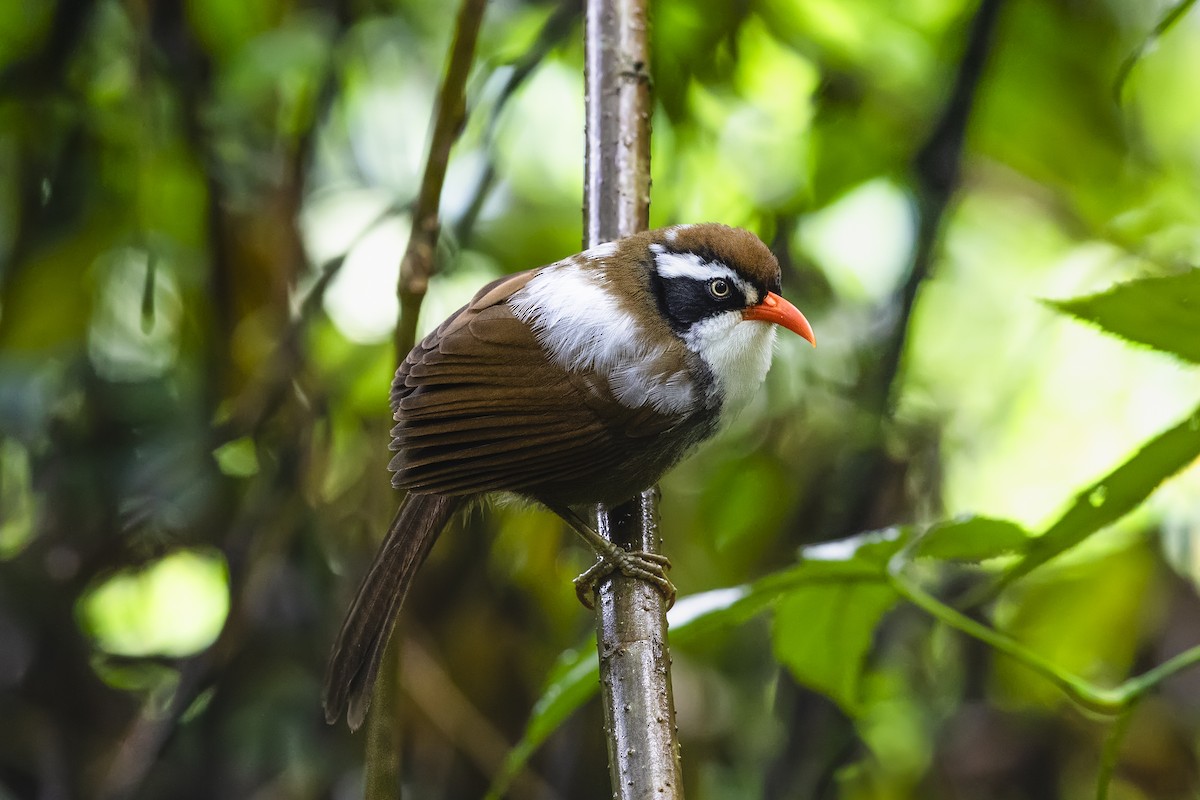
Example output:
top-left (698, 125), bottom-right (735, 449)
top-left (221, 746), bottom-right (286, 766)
top-left (1, 0), bottom-right (1199, 798)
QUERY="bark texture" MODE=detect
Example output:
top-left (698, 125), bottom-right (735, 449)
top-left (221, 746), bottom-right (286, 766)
top-left (584, 0), bottom-right (685, 796)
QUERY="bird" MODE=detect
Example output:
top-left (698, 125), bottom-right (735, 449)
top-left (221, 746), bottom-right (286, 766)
top-left (323, 223), bottom-right (815, 730)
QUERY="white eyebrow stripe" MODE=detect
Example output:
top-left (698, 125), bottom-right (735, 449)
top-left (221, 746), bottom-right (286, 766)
top-left (651, 247), bottom-right (735, 281)
top-left (650, 247), bottom-right (759, 303)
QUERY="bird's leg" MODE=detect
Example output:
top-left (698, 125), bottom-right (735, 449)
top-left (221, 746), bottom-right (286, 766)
top-left (548, 505), bottom-right (675, 611)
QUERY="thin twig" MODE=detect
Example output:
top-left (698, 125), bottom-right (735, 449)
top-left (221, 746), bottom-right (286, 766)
top-left (888, 536), bottom-right (1200, 716)
top-left (210, 202), bottom-right (397, 448)
top-left (369, 0), bottom-right (488, 796)
top-left (878, 0), bottom-right (1005, 415)
top-left (393, 0), bottom-right (488, 364)
top-left (769, 1), bottom-right (1004, 789)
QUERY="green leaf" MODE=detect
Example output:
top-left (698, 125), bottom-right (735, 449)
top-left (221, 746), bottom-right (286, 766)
top-left (213, 436), bottom-right (259, 477)
top-left (914, 516), bottom-right (1032, 562)
top-left (1048, 269), bottom-right (1200, 364)
top-left (772, 582), bottom-right (899, 715)
top-left (1113, 0), bottom-right (1199, 101)
top-left (484, 646), bottom-right (597, 800)
top-left (486, 528), bottom-right (907, 798)
top-left (1001, 401), bottom-right (1200, 588)
top-left (798, 526), bottom-right (909, 568)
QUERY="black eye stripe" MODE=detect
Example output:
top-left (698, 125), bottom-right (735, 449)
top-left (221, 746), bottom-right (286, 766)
top-left (649, 274), bottom-right (748, 332)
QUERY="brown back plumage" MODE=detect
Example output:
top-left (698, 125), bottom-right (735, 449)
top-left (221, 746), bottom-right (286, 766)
top-left (387, 268), bottom-right (709, 507)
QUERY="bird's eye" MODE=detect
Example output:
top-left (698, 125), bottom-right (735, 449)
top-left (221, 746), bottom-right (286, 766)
top-left (708, 278), bottom-right (731, 299)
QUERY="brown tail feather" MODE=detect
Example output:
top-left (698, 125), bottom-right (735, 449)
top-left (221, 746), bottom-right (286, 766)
top-left (322, 493), bottom-right (462, 730)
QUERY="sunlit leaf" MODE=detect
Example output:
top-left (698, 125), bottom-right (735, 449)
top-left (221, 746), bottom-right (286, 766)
top-left (1048, 269), bottom-right (1200, 364)
top-left (0, 438), bottom-right (36, 559)
top-left (771, 528), bottom-right (904, 713)
top-left (213, 436), bottom-right (259, 477)
top-left (1002, 401), bottom-right (1200, 587)
top-left (914, 515), bottom-right (1031, 562)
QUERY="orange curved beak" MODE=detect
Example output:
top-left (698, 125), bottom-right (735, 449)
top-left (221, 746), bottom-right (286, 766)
top-left (743, 292), bottom-right (816, 346)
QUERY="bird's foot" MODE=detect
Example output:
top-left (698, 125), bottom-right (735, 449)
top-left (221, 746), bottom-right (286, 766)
top-left (574, 549), bottom-right (675, 610)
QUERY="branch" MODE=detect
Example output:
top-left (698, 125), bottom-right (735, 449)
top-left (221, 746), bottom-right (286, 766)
top-left (798, 0), bottom-right (1004, 548)
top-left (583, 0), bottom-right (651, 245)
top-left (393, 0), bottom-right (487, 362)
top-left (583, 1), bottom-right (682, 796)
top-left (875, 0), bottom-right (1004, 415)
top-left (370, 1), bottom-right (487, 797)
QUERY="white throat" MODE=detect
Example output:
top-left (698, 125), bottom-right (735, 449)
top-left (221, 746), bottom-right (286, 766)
top-left (683, 314), bottom-right (777, 418)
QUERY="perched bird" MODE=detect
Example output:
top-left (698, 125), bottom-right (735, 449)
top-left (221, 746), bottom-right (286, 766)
top-left (323, 223), bottom-right (815, 730)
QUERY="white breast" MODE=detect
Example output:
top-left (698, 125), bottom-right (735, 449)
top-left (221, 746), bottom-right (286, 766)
top-left (508, 258), bottom-right (698, 415)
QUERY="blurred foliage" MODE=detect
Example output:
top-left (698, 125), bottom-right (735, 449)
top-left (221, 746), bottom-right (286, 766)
top-left (1, 0), bottom-right (1200, 799)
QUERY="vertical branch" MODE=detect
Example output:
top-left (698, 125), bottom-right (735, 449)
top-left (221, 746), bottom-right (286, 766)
top-left (584, 0), bottom-right (684, 797)
top-left (583, 0), bottom-right (651, 243)
top-left (369, 1), bottom-right (486, 797)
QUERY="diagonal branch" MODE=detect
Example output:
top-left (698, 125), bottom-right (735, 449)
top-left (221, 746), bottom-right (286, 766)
top-left (769, 1), bottom-right (1005, 792)
top-left (393, 0), bottom-right (488, 363)
top-left (369, 1), bottom-right (487, 798)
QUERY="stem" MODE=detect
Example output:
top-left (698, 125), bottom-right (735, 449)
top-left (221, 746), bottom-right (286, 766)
top-left (888, 541), bottom-right (1200, 716)
top-left (583, 1), bottom-right (680, 792)
top-left (370, 0), bottom-right (487, 796)
top-left (1118, 643), bottom-right (1200, 701)
top-left (1095, 704), bottom-right (1135, 800)
top-left (393, 0), bottom-right (487, 365)
top-left (886, 553), bottom-right (1124, 714)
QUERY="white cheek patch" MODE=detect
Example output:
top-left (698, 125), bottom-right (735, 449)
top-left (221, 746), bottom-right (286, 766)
top-left (509, 262), bottom-right (696, 414)
top-left (683, 312), bottom-right (776, 417)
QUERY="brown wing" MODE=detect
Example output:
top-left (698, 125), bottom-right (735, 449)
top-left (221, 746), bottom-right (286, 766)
top-left (388, 271), bottom-right (683, 501)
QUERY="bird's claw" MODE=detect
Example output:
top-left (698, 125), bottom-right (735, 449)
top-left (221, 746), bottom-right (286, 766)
top-left (574, 549), bottom-right (676, 610)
